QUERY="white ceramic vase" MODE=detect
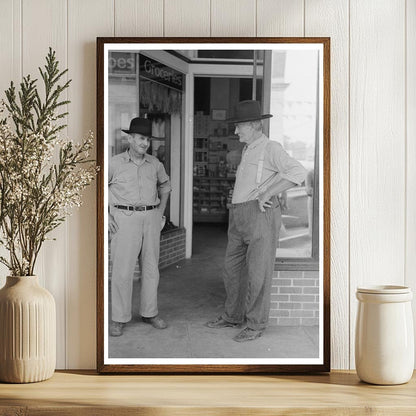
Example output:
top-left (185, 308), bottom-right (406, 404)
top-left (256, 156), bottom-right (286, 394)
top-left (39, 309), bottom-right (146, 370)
top-left (355, 285), bottom-right (414, 385)
top-left (0, 276), bottom-right (56, 383)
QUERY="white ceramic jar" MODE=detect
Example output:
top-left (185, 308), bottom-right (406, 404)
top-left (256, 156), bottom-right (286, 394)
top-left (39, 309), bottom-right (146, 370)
top-left (355, 285), bottom-right (414, 385)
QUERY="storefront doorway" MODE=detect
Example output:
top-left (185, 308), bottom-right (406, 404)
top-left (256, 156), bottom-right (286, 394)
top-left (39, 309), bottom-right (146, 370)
top-left (192, 75), bottom-right (261, 251)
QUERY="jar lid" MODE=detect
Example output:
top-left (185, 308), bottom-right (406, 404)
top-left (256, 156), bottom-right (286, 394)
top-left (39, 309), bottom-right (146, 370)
top-left (357, 285), bottom-right (411, 294)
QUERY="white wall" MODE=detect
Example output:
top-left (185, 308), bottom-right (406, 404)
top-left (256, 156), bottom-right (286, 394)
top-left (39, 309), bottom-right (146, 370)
top-left (0, 0), bottom-right (414, 370)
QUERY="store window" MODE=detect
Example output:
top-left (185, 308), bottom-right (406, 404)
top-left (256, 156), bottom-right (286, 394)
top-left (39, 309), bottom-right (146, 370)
top-left (268, 49), bottom-right (319, 262)
top-left (108, 51), bottom-right (184, 230)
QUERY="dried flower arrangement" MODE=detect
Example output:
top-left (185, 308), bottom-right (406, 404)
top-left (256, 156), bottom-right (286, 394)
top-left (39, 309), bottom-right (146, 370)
top-left (0, 48), bottom-right (96, 276)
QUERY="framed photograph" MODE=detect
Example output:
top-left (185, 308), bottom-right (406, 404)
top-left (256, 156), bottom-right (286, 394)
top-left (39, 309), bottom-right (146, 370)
top-left (97, 37), bottom-right (330, 373)
top-left (211, 109), bottom-right (227, 121)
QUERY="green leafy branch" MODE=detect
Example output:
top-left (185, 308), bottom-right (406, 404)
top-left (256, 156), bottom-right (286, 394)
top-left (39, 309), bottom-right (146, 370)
top-left (0, 48), bottom-right (96, 276)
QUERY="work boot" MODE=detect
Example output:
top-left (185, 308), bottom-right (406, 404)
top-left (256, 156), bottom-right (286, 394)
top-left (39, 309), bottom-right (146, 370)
top-left (142, 315), bottom-right (168, 329)
top-left (233, 327), bottom-right (263, 342)
top-left (110, 321), bottom-right (124, 337)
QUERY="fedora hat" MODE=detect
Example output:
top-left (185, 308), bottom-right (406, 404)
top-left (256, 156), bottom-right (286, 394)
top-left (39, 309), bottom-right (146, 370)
top-left (227, 100), bottom-right (273, 123)
top-left (122, 117), bottom-right (153, 137)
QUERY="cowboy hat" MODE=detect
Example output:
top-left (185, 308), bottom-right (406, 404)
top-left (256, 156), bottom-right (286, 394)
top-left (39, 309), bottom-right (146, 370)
top-left (227, 100), bottom-right (273, 123)
top-left (122, 117), bottom-right (153, 137)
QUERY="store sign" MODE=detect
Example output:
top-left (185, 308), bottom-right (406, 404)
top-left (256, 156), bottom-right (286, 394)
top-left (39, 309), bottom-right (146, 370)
top-left (108, 52), bottom-right (136, 75)
top-left (139, 54), bottom-right (183, 92)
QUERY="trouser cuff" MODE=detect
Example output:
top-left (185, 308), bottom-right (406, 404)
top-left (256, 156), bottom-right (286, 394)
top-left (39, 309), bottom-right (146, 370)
top-left (111, 317), bottom-right (131, 324)
top-left (247, 322), bottom-right (267, 331)
top-left (221, 313), bottom-right (244, 325)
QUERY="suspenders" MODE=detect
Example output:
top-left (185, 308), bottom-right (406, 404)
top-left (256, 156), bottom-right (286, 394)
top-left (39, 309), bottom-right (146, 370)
top-left (256, 146), bottom-right (265, 186)
top-left (247, 142), bottom-right (280, 200)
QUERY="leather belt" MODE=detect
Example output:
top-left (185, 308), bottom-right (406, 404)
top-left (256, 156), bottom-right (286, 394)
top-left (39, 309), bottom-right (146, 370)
top-left (114, 204), bottom-right (157, 212)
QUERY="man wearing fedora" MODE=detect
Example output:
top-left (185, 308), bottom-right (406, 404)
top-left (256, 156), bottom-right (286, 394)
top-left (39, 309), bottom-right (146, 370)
top-left (109, 117), bottom-right (171, 337)
top-left (206, 100), bottom-right (306, 342)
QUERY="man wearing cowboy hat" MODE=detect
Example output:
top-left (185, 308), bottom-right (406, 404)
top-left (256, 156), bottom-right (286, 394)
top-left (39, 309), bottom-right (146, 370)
top-left (109, 117), bottom-right (171, 337)
top-left (206, 100), bottom-right (306, 342)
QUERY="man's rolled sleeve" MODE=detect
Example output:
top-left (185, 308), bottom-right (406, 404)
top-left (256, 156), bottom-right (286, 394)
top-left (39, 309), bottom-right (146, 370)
top-left (269, 142), bottom-right (307, 185)
top-left (157, 162), bottom-right (171, 194)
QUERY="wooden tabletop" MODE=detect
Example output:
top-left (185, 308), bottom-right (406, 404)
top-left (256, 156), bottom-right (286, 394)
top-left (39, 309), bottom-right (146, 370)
top-left (0, 370), bottom-right (415, 415)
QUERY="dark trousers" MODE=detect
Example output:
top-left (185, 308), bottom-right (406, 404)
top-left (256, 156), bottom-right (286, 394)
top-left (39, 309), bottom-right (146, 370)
top-left (222, 199), bottom-right (281, 330)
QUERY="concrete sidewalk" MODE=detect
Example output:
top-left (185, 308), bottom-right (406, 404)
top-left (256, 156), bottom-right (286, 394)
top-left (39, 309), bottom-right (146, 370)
top-left (109, 223), bottom-right (319, 359)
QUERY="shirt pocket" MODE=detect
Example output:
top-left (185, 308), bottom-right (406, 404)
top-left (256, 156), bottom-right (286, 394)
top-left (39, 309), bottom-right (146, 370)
top-left (116, 172), bottom-right (132, 184)
top-left (144, 164), bottom-right (158, 182)
top-left (114, 167), bottom-right (135, 185)
top-left (247, 161), bottom-right (261, 173)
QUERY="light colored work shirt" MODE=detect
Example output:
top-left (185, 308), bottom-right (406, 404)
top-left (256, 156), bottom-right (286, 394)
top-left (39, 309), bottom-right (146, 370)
top-left (232, 134), bottom-right (306, 204)
top-left (109, 150), bottom-right (171, 207)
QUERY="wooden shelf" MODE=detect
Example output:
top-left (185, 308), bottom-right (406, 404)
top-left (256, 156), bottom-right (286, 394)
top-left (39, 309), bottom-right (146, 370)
top-left (0, 371), bottom-right (415, 414)
top-left (193, 174), bottom-right (234, 223)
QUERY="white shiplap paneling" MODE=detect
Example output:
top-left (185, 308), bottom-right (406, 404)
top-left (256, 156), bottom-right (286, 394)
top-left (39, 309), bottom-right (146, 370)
top-left (211, 0), bottom-right (256, 37)
top-left (164, 0), bottom-right (210, 37)
top-left (115, 0), bottom-right (163, 37)
top-left (66, 0), bottom-right (114, 370)
top-left (0, 0), bottom-right (414, 370)
top-left (257, 0), bottom-right (304, 37)
top-left (349, 0), bottom-right (406, 368)
top-left (305, 0), bottom-right (350, 370)
top-left (406, 0), bottom-right (416, 365)
top-left (0, 0), bottom-right (21, 100)
top-left (0, 0), bottom-right (22, 287)
top-left (22, 0), bottom-right (68, 369)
